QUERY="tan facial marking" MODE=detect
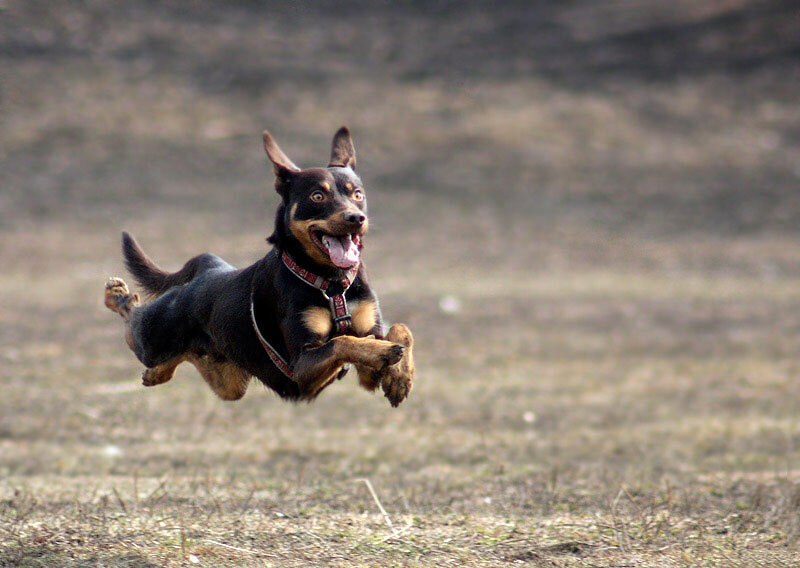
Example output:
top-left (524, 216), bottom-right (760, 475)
top-left (321, 181), bottom-right (330, 190)
top-left (345, 182), bottom-right (353, 190)
top-left (289, 218), bottom-right (331, 266)
top-left (303, 306), bottom-right (333, 338)
top-left (351, 299), bottom-right (377, 335)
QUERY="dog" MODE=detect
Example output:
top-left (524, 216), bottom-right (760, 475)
top-left (104, 127), bottom-right (414, 406)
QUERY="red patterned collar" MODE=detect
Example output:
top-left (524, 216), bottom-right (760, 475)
top-left (280, 251), bottom-right (359, 294)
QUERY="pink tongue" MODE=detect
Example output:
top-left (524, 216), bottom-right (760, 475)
top-left (323, 235), bottom-right (360, 269)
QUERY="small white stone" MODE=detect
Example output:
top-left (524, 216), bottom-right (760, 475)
top-left (102, 445), bottom-right (123, 458)
top-left (438, 295), bottom-right (462, 314)
top-left (522, 411), bottom-right (536, 424)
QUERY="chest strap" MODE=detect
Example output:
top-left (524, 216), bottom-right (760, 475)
top-left (250, 252), bottom-right (360, 379)
top-left (280, 251), bottom-right (359, 334)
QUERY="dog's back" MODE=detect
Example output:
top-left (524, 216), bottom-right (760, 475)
top-left (122, 232), bottom-right (231, 297)
top-left (121, 233), bottom-right (237, 365)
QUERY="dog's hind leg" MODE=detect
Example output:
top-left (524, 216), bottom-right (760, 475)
top-left (142, 355), bottom-right (186, 387)
top-left (105, 277), bottom-right (141, 352)
top-left (187, 355), bottom-right (251, 401)
top-left (105, 278), bottom-right (140, 320)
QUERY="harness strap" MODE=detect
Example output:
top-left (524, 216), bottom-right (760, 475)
top-left (250, 252), bottom-right (360, 379)
top-left (250, 292), bottom-right (294, 379)
top-left (329, 293), bottom-right (351, 334)
top-left (281, 250), bottom-right (358, 336)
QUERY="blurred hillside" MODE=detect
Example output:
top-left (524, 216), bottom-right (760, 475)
top-left (4, 6), bottom-right (800, 565)
top-left (2, 0), bottom-right (799, 238)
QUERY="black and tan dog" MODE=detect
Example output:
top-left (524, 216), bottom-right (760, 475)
top-left (104, 127), bottom-right (414, 406)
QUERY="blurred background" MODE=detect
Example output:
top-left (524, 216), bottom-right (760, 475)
top-left (2, 1), bottom-right (800, 565)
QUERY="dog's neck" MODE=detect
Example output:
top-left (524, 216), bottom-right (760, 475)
top-left (267, 211), bottom-right (356, 281)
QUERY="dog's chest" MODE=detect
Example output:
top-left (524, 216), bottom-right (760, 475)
top-left (302, 298), bottom-right (376, 338)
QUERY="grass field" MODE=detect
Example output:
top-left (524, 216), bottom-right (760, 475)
top-left (3, 2), bottom-right (800, 566)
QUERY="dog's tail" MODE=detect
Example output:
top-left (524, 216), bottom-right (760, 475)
top-left (122, 232), bottom-right (199, 297)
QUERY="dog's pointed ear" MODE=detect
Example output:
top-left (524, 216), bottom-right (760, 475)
top-left (263, 130), bottom-right (300, 186)
top-left (328, 126), bottom-right (356, 169)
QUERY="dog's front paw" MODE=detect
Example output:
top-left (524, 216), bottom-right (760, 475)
top-left (381, 367), bottom-right (412, 407)
top-left (355, 339), bottom-right (405, 371)
top-left (380, 323), bottom-right (415, 407)
top-left (381, 343), bottom-right (406, 369)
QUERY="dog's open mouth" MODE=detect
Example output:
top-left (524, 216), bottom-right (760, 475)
top-left (312, 231), bottom-right (362, 269)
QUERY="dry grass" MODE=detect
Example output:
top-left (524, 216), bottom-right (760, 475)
top-left (2, 2), bottom-right (800, 566)
top-left (3, 217), bottom-right (800, 567)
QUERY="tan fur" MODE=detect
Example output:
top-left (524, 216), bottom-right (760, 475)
top-left (303, 306), bottom-right (333, 337)
top-left (351, 299), bottom-right (377, 336)
top-left (356, 323), bottom-right (414, 406)
top-left (188, 354), bottom-right (251, 401)
top-left (142, 355), bottom-right (185, 386)
top-left (288, 217), bottom-right (331, 266)
top-left (357, 365), bottom-right (381, 391)
top-left (304, 365), bottom-right (345, 400)
top-left (380, 324), bottom-right (415, 406)
top-left (333, 335), bottom-right (399, 369)
top-left (140, 353), bottom-right (250, 400)
top-left (104, 277), bottom-right (139, 321)
top-left (295, 335), bottom-right (403, 397)
top-left (104, 277), bottom-right (140, 353)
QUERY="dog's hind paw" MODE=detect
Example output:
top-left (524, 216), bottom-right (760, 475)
top-left (104, 277), bottom-right (139, 319)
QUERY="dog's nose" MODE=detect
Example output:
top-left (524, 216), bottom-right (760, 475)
top-left (343, 212), bottom-right (366, 226)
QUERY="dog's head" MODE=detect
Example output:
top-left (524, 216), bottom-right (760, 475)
top-left (263, 127), bottom-right (368, 271)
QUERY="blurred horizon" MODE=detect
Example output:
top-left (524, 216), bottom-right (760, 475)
top-left (3, 0), bottom-right (800, 243)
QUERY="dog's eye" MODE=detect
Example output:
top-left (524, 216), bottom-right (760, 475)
top-left (310, 191), bottom-right (325, 203)
top-left (352, 190), bottom-right (364, 202)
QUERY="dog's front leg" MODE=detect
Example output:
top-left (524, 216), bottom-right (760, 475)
top-left (356, 324), bottom-right (415, 407)
top-left (292, 336), bottom-right (405, 400)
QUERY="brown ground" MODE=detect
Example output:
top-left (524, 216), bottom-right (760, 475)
top-left (2, 2), bottom-right (800, 566)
